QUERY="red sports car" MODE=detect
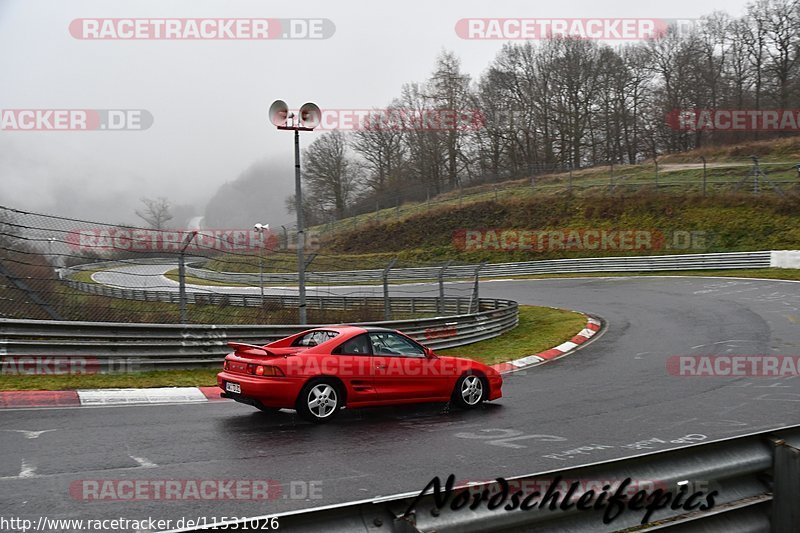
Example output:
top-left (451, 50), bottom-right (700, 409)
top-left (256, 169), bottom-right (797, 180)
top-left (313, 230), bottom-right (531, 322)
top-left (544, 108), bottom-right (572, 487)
top-left (217, 326), bottom-right (503, 423)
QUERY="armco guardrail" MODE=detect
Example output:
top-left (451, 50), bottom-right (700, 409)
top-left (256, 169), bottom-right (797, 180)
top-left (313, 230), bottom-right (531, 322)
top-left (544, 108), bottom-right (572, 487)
top-left (185, 425), bottom-right (800, 533)
top-left (0, 298), bottom-right (518, 371)
top-left (185, 251), bottom-right (778, 285)
top-left (62, 276), bottom-right (485, 315)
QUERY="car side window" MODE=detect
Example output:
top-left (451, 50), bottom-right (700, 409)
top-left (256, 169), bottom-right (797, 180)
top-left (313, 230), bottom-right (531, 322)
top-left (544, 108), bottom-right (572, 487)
top-left (335, 334), bottom-right (371, 355)
top-left (292, 330), bottom-right (339, 347)
top-left (369, 332), bottom-right (425, 357)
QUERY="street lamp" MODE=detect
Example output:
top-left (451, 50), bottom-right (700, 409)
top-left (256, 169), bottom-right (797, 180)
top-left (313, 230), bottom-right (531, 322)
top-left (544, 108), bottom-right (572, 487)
top-left (253, 223), bottom-right (269, 309)
top-left (269, 99), bottom-right (321, 325)
top-left (178, 230), bottom-right (198, 324)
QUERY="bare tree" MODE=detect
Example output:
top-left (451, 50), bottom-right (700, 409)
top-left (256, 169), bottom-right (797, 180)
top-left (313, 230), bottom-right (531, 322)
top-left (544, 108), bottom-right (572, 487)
top-left (302, 131), bottom-right (359, 219)
top-left (350, 103), bottom-right (407, 195)
top-left (135, 197), bottom-right (173, 229)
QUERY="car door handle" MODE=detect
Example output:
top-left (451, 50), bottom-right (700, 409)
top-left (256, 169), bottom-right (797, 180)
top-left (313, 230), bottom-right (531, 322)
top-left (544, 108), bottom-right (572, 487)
top-left (375, 364), bottom-right (386, 369)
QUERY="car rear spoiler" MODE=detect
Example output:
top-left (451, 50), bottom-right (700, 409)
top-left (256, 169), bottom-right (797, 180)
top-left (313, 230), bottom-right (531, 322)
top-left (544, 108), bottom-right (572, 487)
top-left (227, 342), bottom-right (276, 357)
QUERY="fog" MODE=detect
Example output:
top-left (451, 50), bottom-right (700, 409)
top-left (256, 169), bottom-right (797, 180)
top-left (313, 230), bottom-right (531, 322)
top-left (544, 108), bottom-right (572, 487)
top-left (0, 0), bottom-right (743, 228)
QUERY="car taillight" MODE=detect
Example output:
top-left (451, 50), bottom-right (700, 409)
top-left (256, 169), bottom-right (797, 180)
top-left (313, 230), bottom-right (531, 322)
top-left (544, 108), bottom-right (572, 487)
top-left (246, 364), bottom-right (284, 377)
top-left (223, 360), bottom-right (229, 370)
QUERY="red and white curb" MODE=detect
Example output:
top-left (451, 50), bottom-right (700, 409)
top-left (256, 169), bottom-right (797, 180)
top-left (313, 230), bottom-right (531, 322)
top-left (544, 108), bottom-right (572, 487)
top-left (0, 317), bottom-right (602, 409)
top-left (0, 386), bottom-right (225, 409)
top-left (489, 315), bottom-right (602, 374)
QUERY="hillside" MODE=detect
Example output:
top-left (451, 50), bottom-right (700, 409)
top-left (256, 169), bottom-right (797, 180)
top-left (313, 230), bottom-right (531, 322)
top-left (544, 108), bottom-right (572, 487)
top-left (200, 138), bottom-right (800, 272)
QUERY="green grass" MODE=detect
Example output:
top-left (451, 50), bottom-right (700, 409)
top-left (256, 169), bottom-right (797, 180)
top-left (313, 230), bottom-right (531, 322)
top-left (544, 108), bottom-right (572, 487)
top-left (0, 305), bottom-right (587, 390)
top-left (69, 269), bottom-right (99, 283)
top-left (502, 268), bottom-right (800, 282)
top-left (162, 268), bottom-right (249, 287)
top-left (438, 305), bottom-right (587, 365)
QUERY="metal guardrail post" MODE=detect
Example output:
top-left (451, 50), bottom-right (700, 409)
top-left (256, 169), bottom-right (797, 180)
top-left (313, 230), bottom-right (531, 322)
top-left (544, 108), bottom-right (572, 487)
top-left (770, 433), bottom-right (800, 532)
top-left (178, 232), bottom-right (198, 324)
top-left (468, 262), bottom-right (486, 313)
top-left (178, 254), bottom-right (188, 323)
top-left (383, 258), bottom-right (398, 320)
top-left (437, 261), bottom-right (451, 314)
top-left (700, 156), bottom-right (707, 196)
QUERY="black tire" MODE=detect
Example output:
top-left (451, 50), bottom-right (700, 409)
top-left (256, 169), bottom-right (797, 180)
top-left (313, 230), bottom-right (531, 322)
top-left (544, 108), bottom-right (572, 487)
top-left (451, 374), bottom-right (487, 409)
top-left (296, 379), bottom-right (342, 423)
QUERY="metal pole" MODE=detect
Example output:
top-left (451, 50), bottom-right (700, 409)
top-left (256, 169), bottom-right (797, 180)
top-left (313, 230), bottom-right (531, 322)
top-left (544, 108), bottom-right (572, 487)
top-left (47, 238), bottom-right (55, 267)
top-left (438, 261), bottom-right (451, 314)
top-left (700, 156), bottom-right (707, 196)
top-left (294, 129), bottom-right (307, 325)
top-left (569, 163), bottom-right (573, 193)
top-left (610, 162), bottom-right (614, 188)
top-left (752, 156), bottom-right (760, 194)
top-left (770, 434), bottom-right (800, 533)
top-left (259, 237), bottom-right (264, 309)
top-left (178, 231), bottom-right (197, 324)
top-left (468, 262), bottom-right (486, 314)
top-left (382, 258), bottom-right (397, 320)
top-left (178, 251), bottom-right (187, 323)
top-left (654, 158), bottom-right (659, 189)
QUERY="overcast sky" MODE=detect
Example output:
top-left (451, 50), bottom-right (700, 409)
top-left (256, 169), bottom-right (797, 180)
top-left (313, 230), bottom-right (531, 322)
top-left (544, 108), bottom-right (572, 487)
top-left (0, 0), bottom-right (748, 226)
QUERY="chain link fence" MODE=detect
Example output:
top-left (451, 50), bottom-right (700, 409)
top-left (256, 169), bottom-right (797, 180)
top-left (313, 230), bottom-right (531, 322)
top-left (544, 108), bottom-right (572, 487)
top-left (0, 205), bottom-right (480, 324)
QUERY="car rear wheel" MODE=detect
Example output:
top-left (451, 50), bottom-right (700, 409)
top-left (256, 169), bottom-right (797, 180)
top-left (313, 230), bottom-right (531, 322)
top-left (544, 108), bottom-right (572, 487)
top-left (452, 374), bottom-right (486, 409)
top-left (296, 380), bottom-right (341, 423)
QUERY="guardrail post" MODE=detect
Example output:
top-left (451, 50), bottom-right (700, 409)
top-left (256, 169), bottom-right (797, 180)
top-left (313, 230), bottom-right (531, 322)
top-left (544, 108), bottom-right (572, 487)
top-left (700, 156), bottom-right (707, 196)
top-left (178, 231), bottom-right (198, 324)
top-left (383, 258), bottom-right (398, 320)
top-left (437, 261), bottom-right (451, 314)
top-left (770, 434), bottom-right (800, 532)
top-left (568, 163), bottom-right (573, 192)
top-left (654, 157), bottom-right (659, 189)
top-left (468, 262), bottom-right (486, 313)
top-left (178, 252), bottom-right (188, 323)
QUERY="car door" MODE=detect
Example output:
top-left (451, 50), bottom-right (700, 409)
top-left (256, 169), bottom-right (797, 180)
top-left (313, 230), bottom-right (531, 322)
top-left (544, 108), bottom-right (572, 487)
top-left (369, 332), bottom-right (444, 402)
top-left (330, 333), bottom-right (377, 405)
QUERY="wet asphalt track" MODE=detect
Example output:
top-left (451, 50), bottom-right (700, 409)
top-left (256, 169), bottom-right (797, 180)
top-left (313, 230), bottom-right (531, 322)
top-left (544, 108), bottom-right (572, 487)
top-left (1, 276), bottom-right (799, 530)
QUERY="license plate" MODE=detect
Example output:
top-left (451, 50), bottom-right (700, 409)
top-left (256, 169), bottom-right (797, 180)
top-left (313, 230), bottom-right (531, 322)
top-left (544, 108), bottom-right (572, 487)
top-left (225, 382), bottom-right (241, 394)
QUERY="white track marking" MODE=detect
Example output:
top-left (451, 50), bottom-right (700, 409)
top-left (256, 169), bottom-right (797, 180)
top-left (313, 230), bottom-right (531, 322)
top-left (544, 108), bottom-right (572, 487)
top-left (0, 429), bottom-right (56, 439)
top-left (0, 460), bottom-right (38, 480)
top-left (19, 460), bottom-right (36, 478)
top-left (130, 455), bottom-right (158, 468)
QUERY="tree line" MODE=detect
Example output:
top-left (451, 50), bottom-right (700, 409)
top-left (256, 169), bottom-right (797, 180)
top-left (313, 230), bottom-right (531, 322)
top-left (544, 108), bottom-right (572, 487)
top-left (292, 0), bottom-right (800, 225)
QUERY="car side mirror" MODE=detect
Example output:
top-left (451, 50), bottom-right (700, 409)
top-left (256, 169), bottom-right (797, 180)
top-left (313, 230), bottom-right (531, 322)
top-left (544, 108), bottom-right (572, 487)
top-left (425, 347), bottom-right (437, 358)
